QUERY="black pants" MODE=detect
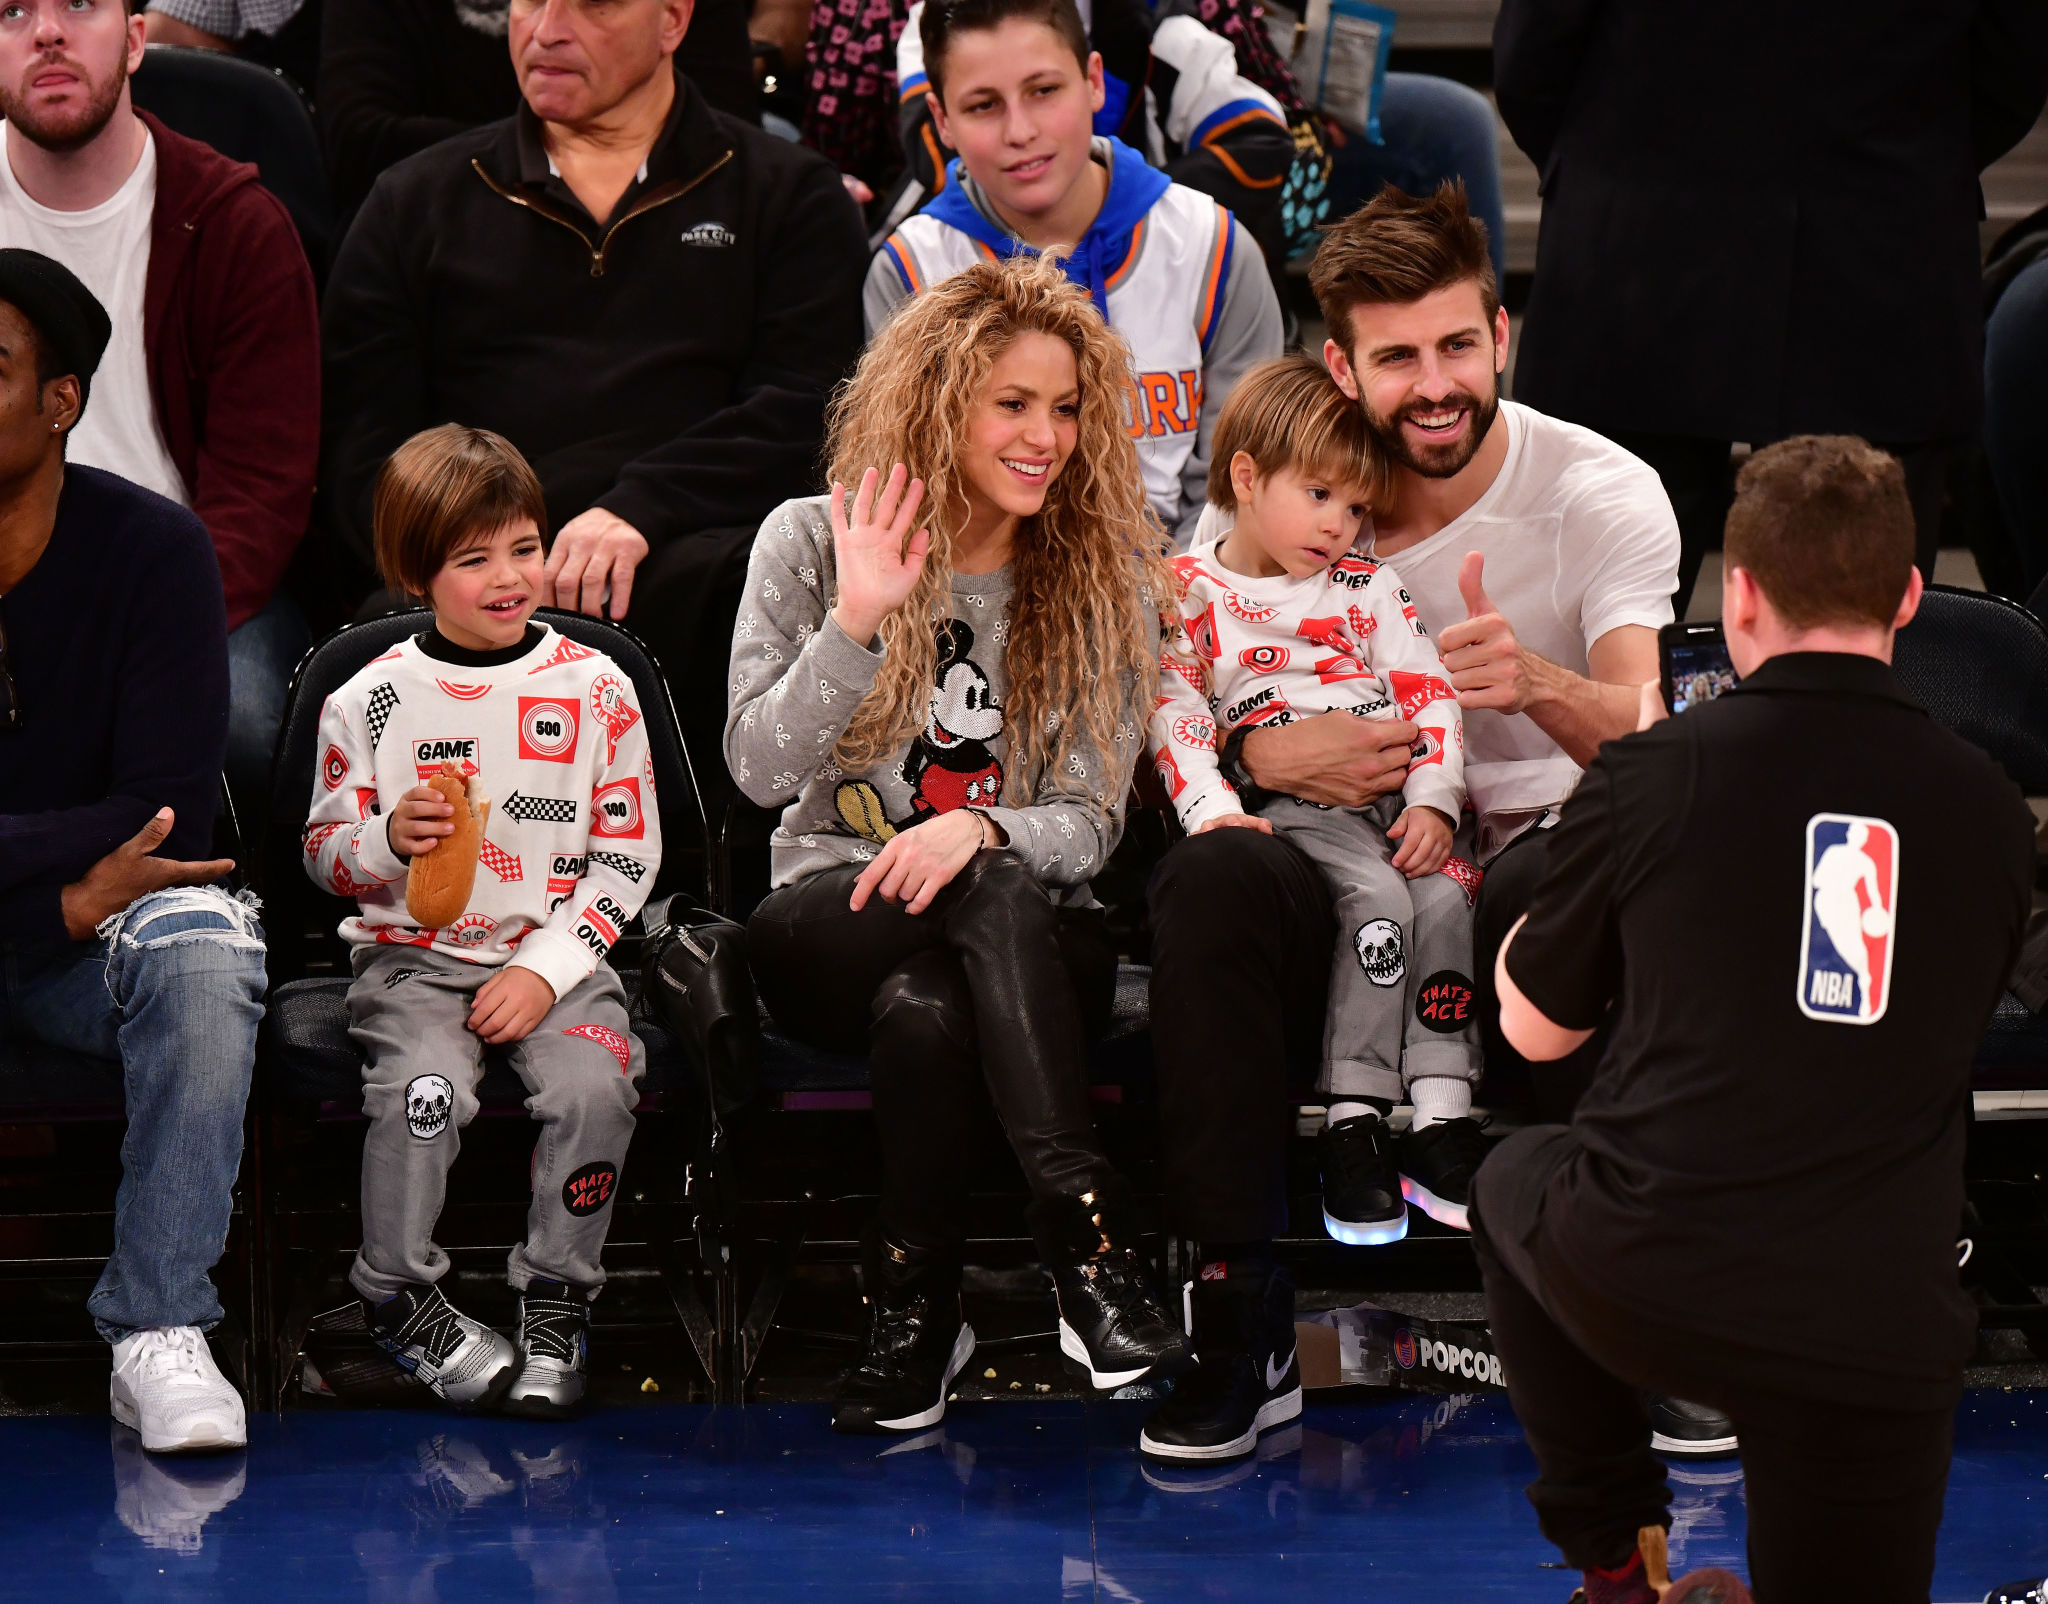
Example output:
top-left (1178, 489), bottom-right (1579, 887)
top-left (748, 852), bottom-right (1117, 1249)
top-left (1472, 1127), bottom-right (1956, 1600)
top-left (1473, 823), bottom-right (1610, 1123)
top-left (1606, 431), bottom-right (1955, 617)
top-left (1147, 827), bottom-right (1334, 1243)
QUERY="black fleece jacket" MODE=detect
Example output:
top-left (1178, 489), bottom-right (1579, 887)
top-left (320, 71), bottom-right (866, 574)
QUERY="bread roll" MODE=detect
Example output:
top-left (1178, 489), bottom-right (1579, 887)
top-left (405, 762), bottom-right (492, 928)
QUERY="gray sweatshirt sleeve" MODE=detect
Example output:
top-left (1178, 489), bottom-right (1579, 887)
top-left (722, 499), bottom-right (883, 808)
top-left (1175, 217), bottom-right (1283, 548)
top-left (864, 248), bottom-right (914, 340)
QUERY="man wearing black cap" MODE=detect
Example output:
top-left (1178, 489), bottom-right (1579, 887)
top-left (0, 248), bottom-right (266, 1455)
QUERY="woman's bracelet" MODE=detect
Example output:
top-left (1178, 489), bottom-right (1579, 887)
top-left (964, 807), bottom-right (995, 852)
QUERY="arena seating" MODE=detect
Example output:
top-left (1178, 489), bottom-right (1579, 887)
top-left (131, 43), bottom-right (336, 276)
top-left (249, 610), bottom-right (726, 1403)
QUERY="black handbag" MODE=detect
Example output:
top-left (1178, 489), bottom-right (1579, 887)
top-left (638, 893), bottom-right (759, 1120)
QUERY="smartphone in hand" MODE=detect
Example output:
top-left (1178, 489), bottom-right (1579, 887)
top-left (1659, 621), bottom-right (1740, 714)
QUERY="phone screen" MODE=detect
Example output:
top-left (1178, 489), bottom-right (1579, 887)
top-left (1662, 629), bottom-right (1739, 714)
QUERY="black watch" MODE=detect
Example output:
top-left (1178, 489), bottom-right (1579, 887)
top-left (1219, 724), bottom-right (1272, 812)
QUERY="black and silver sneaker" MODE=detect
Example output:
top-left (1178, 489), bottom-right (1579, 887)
top-left (503, 1278), bottom-right (590, 1420)
top-left (364, 1282), bottom-right (517, 1410)
top-left (1319, 1114), bottom-right (1409, 1245)
top-left (1985, 1580), bottom-right (2048, 1603)
top-left (1649, 1396), bottom-right (1739, 1459)
top-left (1028, 1182), bottom-right (1191, 1391)
top-left (833, 1231), bottom-right (977, 1435)
top-left (1396, 1116), bottom-right (1490, 1231)
top-left (1139, 1261), bottom-right (1302, 1462)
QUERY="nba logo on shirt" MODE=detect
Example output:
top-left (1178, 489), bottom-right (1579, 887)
top-left (1797, 813), bottom-right (1899, 1025)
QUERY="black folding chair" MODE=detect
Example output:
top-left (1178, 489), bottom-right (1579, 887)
top-left (1893, 584), bottom-right (2048, 1354)
top-left (131, 44), bottom-right (336, 278)
top-left (250, 609), bottom-right (724, 1404)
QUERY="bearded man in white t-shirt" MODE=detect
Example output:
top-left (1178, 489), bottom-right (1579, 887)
top-left (1135, 181), bottom-right (1681, 1468)
top-left (0, 0), bottom-right (319, 818)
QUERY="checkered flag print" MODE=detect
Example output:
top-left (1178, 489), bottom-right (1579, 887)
top-left (478, 840), bottom-right (523, 882)
top-left (589, 851), bottom-right (647, 883)
top-left (365, 682), bottom-right (400, 748)
top-left (501, 790), bottom-right (579, 824)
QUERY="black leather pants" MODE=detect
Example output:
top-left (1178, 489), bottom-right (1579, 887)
top-left (749, 851), bottom-right (1118, 1248)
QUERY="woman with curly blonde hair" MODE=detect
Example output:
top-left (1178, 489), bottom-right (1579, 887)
top-left (726, 251), bottom-right (1185, 1434)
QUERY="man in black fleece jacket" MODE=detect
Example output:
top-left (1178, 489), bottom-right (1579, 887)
top-left (321, 0), bottom-right (867, 775)
top-left (0, 250), bottom-right (264, 1454)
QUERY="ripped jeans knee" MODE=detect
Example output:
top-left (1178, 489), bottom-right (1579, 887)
top-left (100, 885), bottom-right (268, 1015)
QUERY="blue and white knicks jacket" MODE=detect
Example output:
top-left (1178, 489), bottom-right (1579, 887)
top-left (864, 136), bottom-right (1283, 545)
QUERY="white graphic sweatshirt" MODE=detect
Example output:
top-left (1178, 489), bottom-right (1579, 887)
top-left (301, 623), bottom-right (663, 1002)
top-left (1149, 536), bottom-right (1466, 830)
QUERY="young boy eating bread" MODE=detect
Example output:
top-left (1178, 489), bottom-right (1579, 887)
top-left (301, 425), bottom-right (662, 1417)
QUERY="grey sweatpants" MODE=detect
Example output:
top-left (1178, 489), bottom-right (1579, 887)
top-left (1260, 795), bottom-right (1480, 1104)
top-left (346, 946), bottom-right (645, 1301)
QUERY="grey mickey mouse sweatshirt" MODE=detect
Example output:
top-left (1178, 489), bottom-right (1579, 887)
top-left (724, 495), bottom-right (1149, 900)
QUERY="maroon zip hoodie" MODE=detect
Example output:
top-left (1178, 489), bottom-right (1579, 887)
top-left (138, 110), bottom-right (319, 633)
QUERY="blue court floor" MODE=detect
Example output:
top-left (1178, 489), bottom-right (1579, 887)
top-left (3, 1390), bottom-right (2044, 1602)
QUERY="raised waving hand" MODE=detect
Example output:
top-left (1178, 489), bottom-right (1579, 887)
top-left (828, 465), bottom-right (931, 646)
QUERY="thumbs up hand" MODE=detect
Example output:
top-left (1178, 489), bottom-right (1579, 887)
top-left (1457, 551), bottom-right (1496, 620)
top-left (1437, 550), bottom-right (1532, 713)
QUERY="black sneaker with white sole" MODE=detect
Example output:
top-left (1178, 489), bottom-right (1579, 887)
top-left (1648, 1395), bottom-right (1740, 1459)
top-left (1318, 1114), bottom-right (1408, 1245)
top-left (1139, 1260), bottom-right (1301, 1462)
top-left (1396, 1116), bottom-right (1489, 1231)
top-left (833, 1231), bottom-right (977, 1435)
top-left (1029, 1183), bottom-right (1190, 1391)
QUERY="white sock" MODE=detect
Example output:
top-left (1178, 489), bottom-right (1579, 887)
top-left (1408, 1077), bottom-right (1472, 1130)
top-left (1326, 1101), bottom-right (1380, 1127)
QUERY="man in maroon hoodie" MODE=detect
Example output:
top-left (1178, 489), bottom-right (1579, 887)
top-left (0, 0), bottom-right (318, 811)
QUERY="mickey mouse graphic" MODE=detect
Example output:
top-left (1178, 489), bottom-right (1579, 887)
top-left (836, 618), bottom-right (1005, 843)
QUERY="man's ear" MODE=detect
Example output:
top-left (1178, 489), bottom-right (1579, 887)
top-left (41, 375), bottom-right (80, 438)
top-left (658, 0), bottom-right (695, 54)
top-left (1085, 49), bottom-right (1105, 115)
top-left (927, 90), bottom-right (954, 152)
top-left (1891, 564), bottom-right (1924, 633)
top-left (1723, 563), bottom-right (1761, 634)
top-left (125, 5), bottom-right (146, 76)
top-left (1493, 303), bottom-right (1510, 376)
top-left (1324, 337), bottom-right (1360, 401)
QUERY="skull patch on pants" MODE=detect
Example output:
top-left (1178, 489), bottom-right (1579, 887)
top-left (1355, 919), bottom-right (1405, 987)
top-left (405, 1074), bottom-right (454, 1139)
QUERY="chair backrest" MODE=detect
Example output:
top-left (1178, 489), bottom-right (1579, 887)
top-left (131, 44), bottom-right (335, 275)
top-left (1891, 585), bottom-right (2048, 794)
top-left (260, 609), bottom-right (712, 980)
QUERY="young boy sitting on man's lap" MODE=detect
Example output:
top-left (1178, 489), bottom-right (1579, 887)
top-left (302, 425), bottom-right (661, 1417)
top-left (1149, 355), bottom-right (1481, 1249)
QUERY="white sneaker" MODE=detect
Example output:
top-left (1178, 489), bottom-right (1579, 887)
top-left (109, 1327), bottom-right (248, 1454)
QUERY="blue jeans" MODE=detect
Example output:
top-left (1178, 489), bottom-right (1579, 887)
top-left (225, 591), bottom-right (310, 824)
top-left (0, 887), bottom-right (267, 1340)
top-left (1985, 255), bottom-right (2048, 595)
top-left (1329, 73), bottom-right (1506, 284)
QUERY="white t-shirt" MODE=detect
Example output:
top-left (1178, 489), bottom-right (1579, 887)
top-left (0, 123), bottom-right (189, 508)
top-left (1195, 400), bottom-right (1679, 827)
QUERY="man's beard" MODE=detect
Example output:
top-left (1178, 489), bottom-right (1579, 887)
top-left (4, 54), bottom-right (128, 154)
top-left (1362, 374), bottom-right (1501, 480)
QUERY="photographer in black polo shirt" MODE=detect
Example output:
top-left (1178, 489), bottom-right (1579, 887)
top-left (1473, 435), bottom-right (2035, 1604)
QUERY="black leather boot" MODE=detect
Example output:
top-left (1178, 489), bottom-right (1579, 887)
top-left (1027, 1180), bottom-right (1192, 1390)
top-left (833, 1229), bottom-right (977, 1435)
